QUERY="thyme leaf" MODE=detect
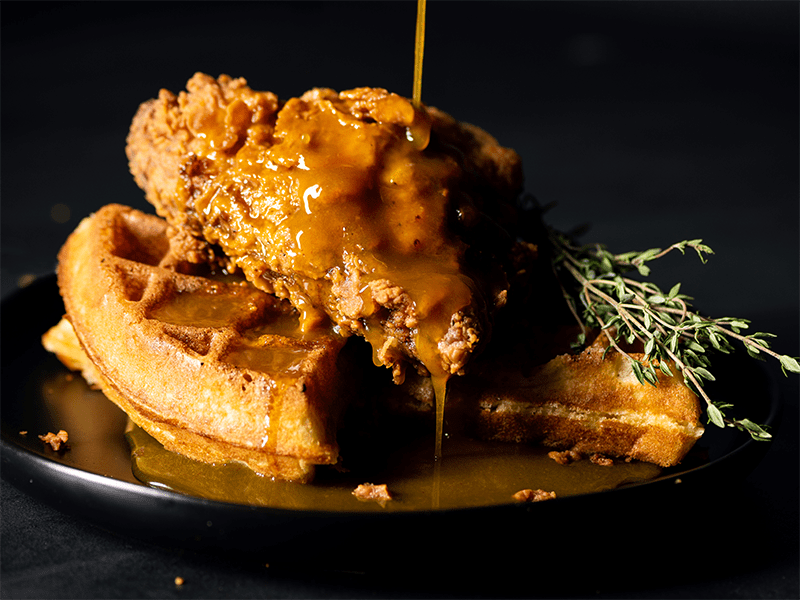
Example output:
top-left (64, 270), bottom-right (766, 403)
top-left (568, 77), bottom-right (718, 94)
top-left (548, 230), bottom-right (797, 441)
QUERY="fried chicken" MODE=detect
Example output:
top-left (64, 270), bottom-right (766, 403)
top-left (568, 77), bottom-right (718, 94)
top-left (126, 73), bottom-right (526, 383)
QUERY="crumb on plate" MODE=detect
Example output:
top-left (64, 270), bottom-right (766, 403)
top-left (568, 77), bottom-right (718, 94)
top-left (38, 430), bottom-right (69, 451)
top-left (353, 483), bottom-right (393, 506)
top-left (513, 488), bottom-right (557, 503)
top-left (548, 449), bottom-right (583, 465)
top-left (590, 453), bottom-right (614, 466)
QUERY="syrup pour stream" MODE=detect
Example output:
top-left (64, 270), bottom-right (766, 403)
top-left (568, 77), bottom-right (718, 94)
top-left (413, 0), bottom-right (426, 109)
top-left (412, 0), bottom-right (445, 508)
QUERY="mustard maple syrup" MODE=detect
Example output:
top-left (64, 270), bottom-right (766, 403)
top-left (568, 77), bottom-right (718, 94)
top-left (125, 420), bottom-right (663, 511)
top-left (411, 0), bottom-right (446, 508)
top-left (171, 71), bottom-right (493, 392)
top-left (147, 287), bottom-right (261, 328)
top-left (152, 54), bottom-right (507, 498)
top-left (40, 364), bottom-right (665, 512)
top-left (112, 2), bottom-right (640, 510)
top-left (120, 281), bottom-right (663, 511)
top-left (122, 283), bottom-right (664, 510)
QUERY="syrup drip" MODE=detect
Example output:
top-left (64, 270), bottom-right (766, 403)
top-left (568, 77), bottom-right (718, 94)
top-left (432, 374), bottom-right (447, 508)
top-left (433, 375), bottom-right (447, 462)
top-left (123, 421), bottom-right (664, 512)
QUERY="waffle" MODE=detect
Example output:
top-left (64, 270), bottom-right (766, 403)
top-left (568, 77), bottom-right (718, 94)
top-left (45, 203), bottom-right (704, 480)
top-left (51, 204), bottom-right (348, 482)
top-left (463, 336), bottom-right (704, 467)
top-left (42, 317), bottom-right (101, 387)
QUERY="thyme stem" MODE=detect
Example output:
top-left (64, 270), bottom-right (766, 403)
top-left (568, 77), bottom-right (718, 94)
top-left (548, 229), bottom-right (799, 440)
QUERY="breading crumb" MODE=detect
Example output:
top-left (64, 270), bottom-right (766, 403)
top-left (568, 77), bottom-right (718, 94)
top-left (38, 430), bottom-right (69, 451)
top-left (590, 453), bottom-right (614, 466)
top-left (353, 483), bottom-right (393, 506)
top-left (548, 449), bottom-right (583, 465)
top-left (513, 488), bottom-right (556, 502)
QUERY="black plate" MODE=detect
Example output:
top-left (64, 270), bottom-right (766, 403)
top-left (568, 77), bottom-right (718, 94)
top-left (1, 275), bottom-right (779, 570)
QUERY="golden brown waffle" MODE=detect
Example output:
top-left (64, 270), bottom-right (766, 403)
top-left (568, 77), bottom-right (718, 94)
top-left (462, 336), bottom-right (704, 467)
top-left (42, 317), bottom-right (102, 387)
top-left (52, 204), bottom-right (348, 482)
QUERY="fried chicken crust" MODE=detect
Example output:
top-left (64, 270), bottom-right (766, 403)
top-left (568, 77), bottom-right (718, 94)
top-left (127, 73), bottom-right (524, 382)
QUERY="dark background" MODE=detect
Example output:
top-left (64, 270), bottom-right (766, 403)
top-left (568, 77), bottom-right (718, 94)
top-left (2, 1), bottom-right (798, 598)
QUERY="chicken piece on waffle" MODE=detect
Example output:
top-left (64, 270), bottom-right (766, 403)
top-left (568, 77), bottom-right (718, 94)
top-left (50, 204), bottom-right (348, 482)
top-left (126, 73), bottom-right (527, 384)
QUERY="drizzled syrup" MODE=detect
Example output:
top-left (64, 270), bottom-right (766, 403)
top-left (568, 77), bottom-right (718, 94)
top-left (412, 0), bottom-right (447, 507)
top-left (125, 420), bottom-right (662, 512)
top-left (412, 0), bottom-right (426, 109)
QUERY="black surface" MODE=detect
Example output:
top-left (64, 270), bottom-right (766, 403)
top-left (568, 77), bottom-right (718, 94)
top-left (2, 2), bottom-right (798, 598)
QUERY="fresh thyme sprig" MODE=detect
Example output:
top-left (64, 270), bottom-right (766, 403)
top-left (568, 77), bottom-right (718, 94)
top-left (548, 230), bottom-right (800, 441)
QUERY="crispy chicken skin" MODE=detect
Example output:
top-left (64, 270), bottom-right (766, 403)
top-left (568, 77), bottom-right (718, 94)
top-left (127, 73), bottom-right (526, 382)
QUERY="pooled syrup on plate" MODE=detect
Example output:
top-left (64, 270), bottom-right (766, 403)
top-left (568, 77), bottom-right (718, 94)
top-left (37, 365), bottom-right (666, 512)
top-left (126, 422), bottom-right (662, 511)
